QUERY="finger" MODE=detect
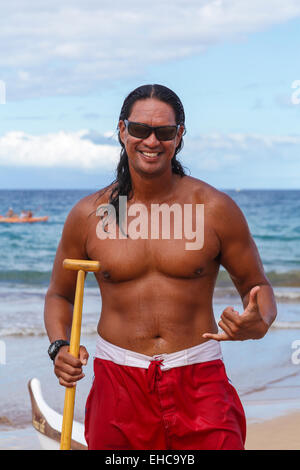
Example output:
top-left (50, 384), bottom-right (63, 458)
top-left (202, 331), bottom-right (230, 341)
top-left (223, 306), bottom-right (235, 315)
top-left (58, 375), bottom-right (79, 388)
top-left (218, 319), bottom-right (235, 339)
top-left (55, 361), bottom-right (83, 377)
top-left (54, 353), bottom-right (82, 370)
top-left (56, 347), bottom-right (82, 368)
top-left (221, 308), bottom-right (240, 324)
top-left (59, 378), bottom-right (76, 388)
top-left (57, 370), bottom-right (85, 385)
top-left (55, 362), bottom-right (84, 378)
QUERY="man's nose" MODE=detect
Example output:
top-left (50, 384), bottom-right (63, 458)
top-left (142, 130), bottom-right (160, 147)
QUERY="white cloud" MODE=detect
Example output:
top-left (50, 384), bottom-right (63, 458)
top-left (2, 0), bottom-right (300, 98)
top-left (1, 129), bottom-right (299, 180)
top-left (0, 130), bottom-right (120, 170)
top-left (183, 132), bottom-right (300, 171)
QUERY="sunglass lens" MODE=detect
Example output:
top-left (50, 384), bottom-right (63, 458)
top-left (128, 122), bottom-right (150, 139)
top-left (156, 126), bottom-right (177, 141)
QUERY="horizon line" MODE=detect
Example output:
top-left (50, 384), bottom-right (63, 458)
top-left (0, 187), bottom-right (299, 191)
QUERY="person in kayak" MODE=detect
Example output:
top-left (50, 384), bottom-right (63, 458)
top-left (20, 210), bottom-right (33, 219)
top-left (44, 84), bottom-right (277, 450)
top-left (6, 207), bottom-right (18, 217)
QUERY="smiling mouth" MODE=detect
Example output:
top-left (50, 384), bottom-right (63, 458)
top-left (139, 151), bottom-right (161, 158)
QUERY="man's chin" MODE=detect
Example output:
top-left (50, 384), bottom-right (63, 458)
top-left (131, 161), bottom-right (169, 178)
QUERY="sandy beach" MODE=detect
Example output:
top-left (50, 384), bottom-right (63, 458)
top-left (2, 409), bottom-right (300, 450)
top-left (246, 411), bottom-right (300, 450)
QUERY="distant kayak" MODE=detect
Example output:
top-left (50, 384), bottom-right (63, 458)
top-left (0, 215), bottom-right (49, 223)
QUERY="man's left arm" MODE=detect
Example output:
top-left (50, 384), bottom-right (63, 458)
top-left (203, 193), bottom-right (277, 341)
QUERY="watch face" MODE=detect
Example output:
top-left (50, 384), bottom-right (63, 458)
top-left (48, 342), bottom-right (58, 359)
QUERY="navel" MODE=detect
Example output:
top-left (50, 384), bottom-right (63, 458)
top-left (102, 271), bottom-right (111, 280)
top-left (194, 267), bottom-right (203, 276)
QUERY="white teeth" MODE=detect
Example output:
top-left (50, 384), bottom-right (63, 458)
top-left (141, 152), bottom-right (159, 157)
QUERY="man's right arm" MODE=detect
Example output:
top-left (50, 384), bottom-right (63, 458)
top-left (44, 199), bottom-right (90, 387)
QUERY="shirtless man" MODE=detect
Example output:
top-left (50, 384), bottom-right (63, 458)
top-left (44, 84), bottom-right (277, 450)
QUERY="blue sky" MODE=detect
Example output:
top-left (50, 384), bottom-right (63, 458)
top-left (0, 1), bottom-right (300, 189)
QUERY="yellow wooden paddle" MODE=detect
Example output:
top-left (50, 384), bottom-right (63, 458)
top-left (60, 259), bottom-right (101, 450)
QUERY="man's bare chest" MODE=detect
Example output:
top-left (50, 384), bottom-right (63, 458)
top-left (86, 218), bottom-right (220, 282)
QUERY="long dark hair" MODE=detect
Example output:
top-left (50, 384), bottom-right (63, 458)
top-left (98, 84), bottom-right (188, 226)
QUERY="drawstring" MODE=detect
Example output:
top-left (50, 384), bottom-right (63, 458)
top-left (147, 359), bottom-right (164, 393)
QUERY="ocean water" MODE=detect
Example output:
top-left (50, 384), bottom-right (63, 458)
top-left (1, 189), bottom-right (300, 446)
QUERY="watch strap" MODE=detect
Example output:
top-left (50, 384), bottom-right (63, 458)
top-left (48, 339), bottom-right (70, 361)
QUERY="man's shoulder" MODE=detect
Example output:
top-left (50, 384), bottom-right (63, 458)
top-left (67, 184), bottom-right (115, 220)
top-left (182, 176), bottom-right (235, 207)
top-left (183, 177), bottom-right (249, 241)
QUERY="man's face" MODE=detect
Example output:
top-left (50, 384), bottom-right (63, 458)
top-left (119, 98), bottom-right (184, 177)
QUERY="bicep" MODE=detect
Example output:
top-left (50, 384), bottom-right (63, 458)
top-left (47, 205), bottom-right (88, 303)
top-left (216, 197), bottom-right (269, 298)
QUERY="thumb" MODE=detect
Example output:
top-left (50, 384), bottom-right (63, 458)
top-left (79, 345), bottom-right (89, 365)
top-left (247, 286), bottom-right (260, 309)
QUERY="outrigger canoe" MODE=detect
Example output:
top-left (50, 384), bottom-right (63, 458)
top-left (0, 216), bottom-right (49, 223)
top-left (28, 378), bottom-right (87, 450)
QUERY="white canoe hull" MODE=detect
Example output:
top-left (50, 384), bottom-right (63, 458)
top-left (28, 378), bottom-right (87, 450)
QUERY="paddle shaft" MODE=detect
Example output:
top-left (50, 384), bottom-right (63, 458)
top-left (59, 259), bottom-right (100, 450)
top-left (60, 269), bottom-right (85, 450)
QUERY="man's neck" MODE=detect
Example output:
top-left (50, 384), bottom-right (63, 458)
top-left (129, 168), bottom-right (178, 204)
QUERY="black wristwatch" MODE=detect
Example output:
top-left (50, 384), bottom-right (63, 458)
top-left (48, 339), bottom-right (70, 362)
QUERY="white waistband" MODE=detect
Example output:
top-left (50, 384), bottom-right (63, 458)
top-left (95, 335), bottom-right (223, 371)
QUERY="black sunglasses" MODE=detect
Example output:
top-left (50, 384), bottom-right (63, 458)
top-left (124, 120), bottom-right (180, 141)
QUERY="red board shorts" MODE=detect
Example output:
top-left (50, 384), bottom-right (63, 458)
top-left (84, 336), bottom-right (246, 450)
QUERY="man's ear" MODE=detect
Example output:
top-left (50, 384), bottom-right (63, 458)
top-left (118, 120), bottom-right (126, 144)
top-left (175, 125), bottom-right (185, 148)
